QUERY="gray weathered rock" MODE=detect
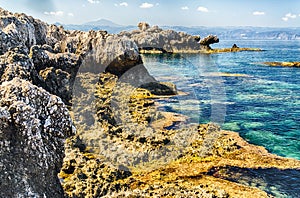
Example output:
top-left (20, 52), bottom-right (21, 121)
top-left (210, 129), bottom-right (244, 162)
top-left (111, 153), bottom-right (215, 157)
top-left (119, 24), bottom-right (203, 53)
top-left (0, 8), bottom-right (48, 54)
top-left (29, 45), bottom-right (82, 104)
top-left (0, 46), bottom-right (33, 83)
top-left (0, 78), bottom-right (75, 197)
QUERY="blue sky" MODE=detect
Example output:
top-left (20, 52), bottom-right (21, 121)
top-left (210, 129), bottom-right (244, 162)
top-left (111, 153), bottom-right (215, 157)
top-left (1, 0), bottom-right (300, 27)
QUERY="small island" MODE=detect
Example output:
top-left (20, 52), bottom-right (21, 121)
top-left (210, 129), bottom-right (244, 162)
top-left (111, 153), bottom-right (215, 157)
top-left (264, 61), bottom-right (300, 67)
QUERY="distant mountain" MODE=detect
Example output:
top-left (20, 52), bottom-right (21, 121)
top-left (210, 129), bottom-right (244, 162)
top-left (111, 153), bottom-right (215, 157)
top-left (61, 20), bottom-right (300, 40)
top-left (83, 19), bottom-right (122, 27)
top-left (61, 19), bottom-right (136, 33)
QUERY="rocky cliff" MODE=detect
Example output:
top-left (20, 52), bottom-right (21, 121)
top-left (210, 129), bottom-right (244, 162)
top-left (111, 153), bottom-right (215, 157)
top-left (0, 7), bottom-right (151, 197)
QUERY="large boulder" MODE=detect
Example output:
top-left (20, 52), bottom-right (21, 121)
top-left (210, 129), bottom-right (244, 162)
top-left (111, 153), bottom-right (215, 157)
top-left (0, 78), bottom-right (75, 197)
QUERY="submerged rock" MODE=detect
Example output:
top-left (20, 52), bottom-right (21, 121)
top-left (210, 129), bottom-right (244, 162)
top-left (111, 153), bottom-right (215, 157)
top-left (140, 81), bottom-right (177, 95)
top-left (0, 78), bottom-right (75, 197)
top-left (264, 61), bottom-right (300, 67)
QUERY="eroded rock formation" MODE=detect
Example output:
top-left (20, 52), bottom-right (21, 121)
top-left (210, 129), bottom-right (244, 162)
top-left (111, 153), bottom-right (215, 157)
top-left (0, 7), bottom-right (150, 197)
top-left (200, 34), bottom-right (220, 50)
top-left (0, 78), bottom-right (75, 197)
top-left (119, 24), bottom-right (203, 53)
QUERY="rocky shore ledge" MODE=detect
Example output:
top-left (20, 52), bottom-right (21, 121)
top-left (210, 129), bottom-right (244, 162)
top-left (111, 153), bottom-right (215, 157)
top-left (0, 8), bottom-right (299, 198)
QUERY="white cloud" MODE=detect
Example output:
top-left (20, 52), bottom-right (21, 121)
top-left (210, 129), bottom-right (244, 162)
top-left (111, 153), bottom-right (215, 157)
top-left (253, 11), bottom-right (265, 16)
top-left (181, 6), bottom-right (189, 10)
top-left (87, 0), bottom-right (100, 4)
top-left (286, 13), bottom-right (296, 19)
top-left (282, 13), bottom-right (297, 21)
top-left (44, 11), bottom-right (64, 16)
top-left (68, 13), bottom-right (74, 17)
top-left (120, 2), bottom-right (128, 7)
top-left (197, 6), bottom-right (209, 12)
top-left (140, 2), bottom-right (154, 8)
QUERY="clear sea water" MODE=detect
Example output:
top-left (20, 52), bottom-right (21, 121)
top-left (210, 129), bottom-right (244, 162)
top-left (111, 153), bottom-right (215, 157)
top-left (142, 40), bottom-right (300, 160)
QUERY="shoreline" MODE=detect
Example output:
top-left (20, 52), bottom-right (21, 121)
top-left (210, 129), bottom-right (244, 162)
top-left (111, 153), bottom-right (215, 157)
top-left (139, 47), bottom-right (262, 54)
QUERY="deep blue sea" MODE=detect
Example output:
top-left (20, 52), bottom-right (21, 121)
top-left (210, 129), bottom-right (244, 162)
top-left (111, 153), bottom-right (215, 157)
top-left (142, 40), bottom-right (300, 160)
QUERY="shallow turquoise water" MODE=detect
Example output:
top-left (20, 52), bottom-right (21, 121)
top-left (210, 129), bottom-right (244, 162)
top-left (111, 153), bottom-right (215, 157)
top-left (142, 40), bottom-right (300, 160)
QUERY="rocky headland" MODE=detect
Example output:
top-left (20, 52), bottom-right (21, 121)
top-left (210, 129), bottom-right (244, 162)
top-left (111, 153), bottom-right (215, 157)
top-left (119, 22), bottom-right (261, 54)
top-left (0, 8), bottom-right (299, 198)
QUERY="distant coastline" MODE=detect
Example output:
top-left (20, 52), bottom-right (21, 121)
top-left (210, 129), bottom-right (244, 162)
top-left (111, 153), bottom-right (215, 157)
top-left (59, 19), bottom-right (300, 40)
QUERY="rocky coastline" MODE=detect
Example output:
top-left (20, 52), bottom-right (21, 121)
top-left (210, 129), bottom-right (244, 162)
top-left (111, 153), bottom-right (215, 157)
top-left (0, 8), bottom-right (299, 198)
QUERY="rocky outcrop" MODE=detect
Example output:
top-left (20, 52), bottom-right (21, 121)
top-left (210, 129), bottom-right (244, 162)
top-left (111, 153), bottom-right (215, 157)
top-left (119, 23), bottom-right (261, 54)
top-left (0, 78), bottom-right (75, 197)
top-left (264, 61), bottom-right (300, 67)
top-left (140, 81), bottom-right (177, 95)
top-left (138, 22), bottom-right (150, 31)
top-left (0, 7), bottom-right (154, 104)
top-left (29, 45), bottom-right (82, 105)
top-left (0, 9), bottom-right (48, 54)
top-left (119, 23), bottom-right (203, 53)
top-left (199, 34), bottom-right (219, 50)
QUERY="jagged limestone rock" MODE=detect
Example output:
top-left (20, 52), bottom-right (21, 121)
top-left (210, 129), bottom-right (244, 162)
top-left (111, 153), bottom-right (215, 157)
top-left (0, 8), bottom-right (48, 54)
top-left (0, 78), bottom-right (75, 197)
top-left (119, 25), bottom-right (202, 53)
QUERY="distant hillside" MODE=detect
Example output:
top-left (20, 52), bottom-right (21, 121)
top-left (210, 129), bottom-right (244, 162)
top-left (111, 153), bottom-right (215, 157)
top-left (166, 26), bottom-right (300, 40)
top-left (61, 20), bottom-right (300, 40)
top-left (83, 19), bottom-right (122, 27)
